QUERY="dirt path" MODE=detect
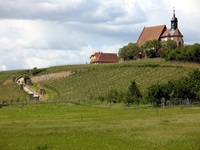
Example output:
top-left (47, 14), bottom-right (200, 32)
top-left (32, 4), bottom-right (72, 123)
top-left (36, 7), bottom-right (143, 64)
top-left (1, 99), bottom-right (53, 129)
top-left (31, 71), bottom-right (73, 83)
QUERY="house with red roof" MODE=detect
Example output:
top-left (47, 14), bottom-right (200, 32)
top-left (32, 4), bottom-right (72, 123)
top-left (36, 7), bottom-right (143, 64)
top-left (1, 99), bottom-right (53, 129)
top-left (90, 52), bottom-right (119, 64)
top-left (137, 9), bottom-right (184, 47)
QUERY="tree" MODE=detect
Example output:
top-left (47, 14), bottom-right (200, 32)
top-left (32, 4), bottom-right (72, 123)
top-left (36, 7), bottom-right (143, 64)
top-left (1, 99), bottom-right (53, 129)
top-left (188, 70), bottom-right (200, 94)
top-left (186, 44), bottom-right (200, 63)
top-left (162, 40), bottom-right (177, 50)
top-left (106, 89), bottom-right (119, 103)
top-left (160, 43), bottom-right (200, 63)
top-left (146, 70), bottom-right (200, 107)
top-left (118, 43), bottom-right (141, 61)
top-left (146, 84), bottom-right (164, 106)
top-left (141, 40), bottom-right (162, 58)
top-left (105, 90), bottom-right (125, 103)
top-left (124, 80), bottom-right (142, 105)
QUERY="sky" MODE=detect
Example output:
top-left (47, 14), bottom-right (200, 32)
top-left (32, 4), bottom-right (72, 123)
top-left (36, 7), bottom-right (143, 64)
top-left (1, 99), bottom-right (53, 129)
top-left (0, 0), bottom-right (200, 71)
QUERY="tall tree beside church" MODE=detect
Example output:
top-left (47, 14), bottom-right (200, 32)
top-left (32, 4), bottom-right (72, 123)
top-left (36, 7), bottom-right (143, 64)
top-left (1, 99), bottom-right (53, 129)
top-left (118, 43), bottom-right (141, 61)
top-left (141, 40), bottom-right (162, 58)
top-left (162, 40), bottom-right (177, 50)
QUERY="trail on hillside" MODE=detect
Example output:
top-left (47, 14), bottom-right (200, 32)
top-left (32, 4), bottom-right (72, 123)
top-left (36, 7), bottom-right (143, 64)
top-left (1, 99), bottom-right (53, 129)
top-left (31, 71), bottom-right (73, 83)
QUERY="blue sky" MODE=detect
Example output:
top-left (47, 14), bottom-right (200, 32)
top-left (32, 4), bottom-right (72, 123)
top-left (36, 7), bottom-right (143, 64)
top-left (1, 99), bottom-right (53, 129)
top-left (0, 0), bottom-right (200, 70)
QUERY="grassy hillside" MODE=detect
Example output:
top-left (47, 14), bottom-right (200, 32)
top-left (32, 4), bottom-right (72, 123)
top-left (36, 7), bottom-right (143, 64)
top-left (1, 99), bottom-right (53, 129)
top-left (0, 103), bottom-right (200, 149)
top-left (40, 59), bottom-right (198, 102)
top-left (0, 59), bottom-right (199, 103)
top-left (0, 70), bottom-right (28, 103)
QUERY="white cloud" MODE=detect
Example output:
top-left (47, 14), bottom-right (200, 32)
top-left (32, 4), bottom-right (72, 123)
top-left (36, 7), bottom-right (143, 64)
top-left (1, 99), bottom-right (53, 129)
top-left (0, 0), bottom-right (200, 70)
top-left (0, 65), bottom-right (7, 71)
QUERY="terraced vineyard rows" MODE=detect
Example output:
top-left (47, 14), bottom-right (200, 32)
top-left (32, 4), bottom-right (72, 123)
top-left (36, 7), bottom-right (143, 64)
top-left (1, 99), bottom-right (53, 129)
top-left (41, 59), bottom-right (195, 102)
top-left (0, 59), bottom-right (199, 103)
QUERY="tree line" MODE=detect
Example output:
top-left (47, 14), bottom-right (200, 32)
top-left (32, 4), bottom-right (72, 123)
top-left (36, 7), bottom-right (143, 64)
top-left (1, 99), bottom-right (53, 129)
top-left (146, 70), bottom-right (200, 106)
top-left (98, 70), bottom-right (200, 106)
top-left (118, 40), bottom-right (200, 63)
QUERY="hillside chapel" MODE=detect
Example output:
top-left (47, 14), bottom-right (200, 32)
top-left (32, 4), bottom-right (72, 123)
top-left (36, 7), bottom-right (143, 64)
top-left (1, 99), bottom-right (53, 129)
top-left (137, 9), bottom-right (184, 47)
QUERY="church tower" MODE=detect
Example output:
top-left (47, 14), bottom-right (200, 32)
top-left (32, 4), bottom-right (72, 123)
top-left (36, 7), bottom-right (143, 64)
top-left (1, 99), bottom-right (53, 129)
top-left (160, 8), bottom-right (184, 47)
top-left (171, 9), bottom-right (178, 30)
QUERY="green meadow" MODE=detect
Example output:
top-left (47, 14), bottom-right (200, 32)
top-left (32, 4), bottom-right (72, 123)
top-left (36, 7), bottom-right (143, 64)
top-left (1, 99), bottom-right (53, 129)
top-left (0, 59), bottom-right (200, 150)
top-left (0, 103), bottom-right (200, 150)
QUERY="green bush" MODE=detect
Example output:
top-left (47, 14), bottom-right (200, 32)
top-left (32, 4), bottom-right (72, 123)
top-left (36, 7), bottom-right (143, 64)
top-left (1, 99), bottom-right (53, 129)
top-left (160, 43), bottom-right (200, 63)
top-left (31, 67), bottom-right (46, 76)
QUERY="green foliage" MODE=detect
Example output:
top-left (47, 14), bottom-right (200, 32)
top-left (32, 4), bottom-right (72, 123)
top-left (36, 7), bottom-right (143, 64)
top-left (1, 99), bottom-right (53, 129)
top-left (118, 43), bottom-right (142, 60)
top-left (146, 84), bottom-right (164, 106)
top-left (105, 89), bottom-right (123, 103)
top-left (141, 40), bottom-right (162, 58)
top-left (161, 43), bottom-right (200, 63)
top-left (125, 80), bottom-right (142, 105)
top-left (31, 67), bottom-right (47, 76)
top-left (146, 70), bottom-right (200, 106)
top-left (162, 40), bottom-right (177, 50)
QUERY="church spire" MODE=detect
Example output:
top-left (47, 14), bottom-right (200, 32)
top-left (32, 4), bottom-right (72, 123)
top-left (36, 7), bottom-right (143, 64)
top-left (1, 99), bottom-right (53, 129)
top-left (171, 8), bottom-right (178, 30)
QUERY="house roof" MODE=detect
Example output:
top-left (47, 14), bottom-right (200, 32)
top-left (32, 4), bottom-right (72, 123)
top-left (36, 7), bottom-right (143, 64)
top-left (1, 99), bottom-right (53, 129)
top-left (161, 28), bottom-right (183, 38)
top-left (91, 52), bottom-right (118, 63)
top-left (137, 25), bottom-right (167, 46)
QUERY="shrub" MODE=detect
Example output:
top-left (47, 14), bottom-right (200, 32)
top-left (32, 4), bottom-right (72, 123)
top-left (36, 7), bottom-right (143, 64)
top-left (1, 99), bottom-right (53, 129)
top-left (31, 67), bottom-right (46, 76)
top-left (124, 80), bottom-right (142, 105)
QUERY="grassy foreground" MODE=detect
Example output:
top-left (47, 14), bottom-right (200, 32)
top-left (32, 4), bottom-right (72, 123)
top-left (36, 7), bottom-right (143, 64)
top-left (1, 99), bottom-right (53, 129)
top-left (0, 103), bottom-right (200, 150)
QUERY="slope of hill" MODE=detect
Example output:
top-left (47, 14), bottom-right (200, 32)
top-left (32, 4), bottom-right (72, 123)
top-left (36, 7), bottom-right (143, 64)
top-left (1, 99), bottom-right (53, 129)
top-left (0, 58), bottom-right (199, 104)
top-left (0, 70), bottom-right (28, 103)
top-left (38, 59), bottom-right (198, 102)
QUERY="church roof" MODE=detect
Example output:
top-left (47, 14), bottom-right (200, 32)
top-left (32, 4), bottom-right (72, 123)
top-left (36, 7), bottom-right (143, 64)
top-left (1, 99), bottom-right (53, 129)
top-left (161, 28), bottom-right (183, 38)
top-left (137, 25), bottom-right (167, 46)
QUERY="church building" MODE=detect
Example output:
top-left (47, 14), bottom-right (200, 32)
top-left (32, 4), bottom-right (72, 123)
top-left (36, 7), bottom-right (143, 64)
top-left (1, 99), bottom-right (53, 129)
top-left (137, 9), bottom-right (184, 47)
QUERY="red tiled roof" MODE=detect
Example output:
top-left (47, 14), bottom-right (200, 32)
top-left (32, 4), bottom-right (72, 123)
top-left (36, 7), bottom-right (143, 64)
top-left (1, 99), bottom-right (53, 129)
top-left (90, 52), bottom-right (101, 59)
top-left (91, 52), bottom-right (118, 63)
top-left (161, 28), bottom-right (183, 38)
top-left (137, 25), bottom-right (167, 46)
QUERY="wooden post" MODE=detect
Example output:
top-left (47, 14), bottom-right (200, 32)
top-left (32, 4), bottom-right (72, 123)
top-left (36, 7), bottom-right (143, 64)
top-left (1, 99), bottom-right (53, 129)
top-left (19, 83), bottom-right (24, 90)
top-left (12, 75), bottom-right (16, 82)
top-left (39, 88), bottom-right (45, 95)
top-left (29, 92), bottom-right (34, 101)
top-left (33, 95), bottom-right (40, 102)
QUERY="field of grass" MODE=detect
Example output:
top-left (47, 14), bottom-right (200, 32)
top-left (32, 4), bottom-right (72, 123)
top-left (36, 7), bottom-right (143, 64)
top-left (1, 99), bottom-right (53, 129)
top-left (0, 103), bottom-right (200, 150)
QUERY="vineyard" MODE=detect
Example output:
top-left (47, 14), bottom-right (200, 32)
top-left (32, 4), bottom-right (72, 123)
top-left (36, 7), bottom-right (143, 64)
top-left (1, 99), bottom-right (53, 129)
top-left (0, 58), bottom-right (199, 104)
top-left (40, 59), bottom-right (196, 102)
